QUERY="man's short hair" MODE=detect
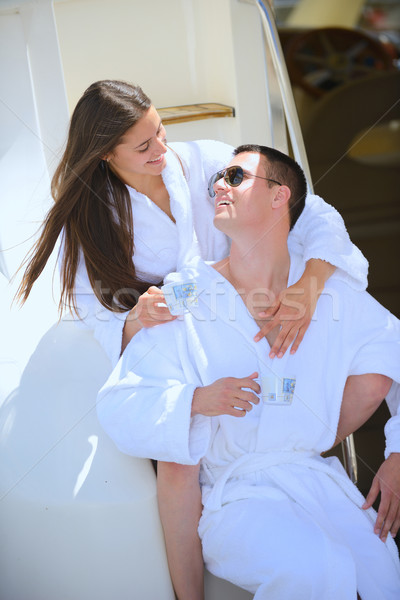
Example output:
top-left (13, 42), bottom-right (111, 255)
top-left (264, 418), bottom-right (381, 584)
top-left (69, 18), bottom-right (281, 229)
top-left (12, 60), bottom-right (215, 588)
top-left (234, 145), bottom-right (307, 230)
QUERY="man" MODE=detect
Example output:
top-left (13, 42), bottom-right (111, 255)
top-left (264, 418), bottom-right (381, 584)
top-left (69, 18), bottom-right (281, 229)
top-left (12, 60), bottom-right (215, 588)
top-left (97, 145), bottom-right (400, 599)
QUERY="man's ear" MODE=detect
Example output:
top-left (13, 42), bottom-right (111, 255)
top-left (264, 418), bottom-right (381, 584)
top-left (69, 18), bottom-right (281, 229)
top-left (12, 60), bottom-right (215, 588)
top-left (271, 185), bottom-right (291, 209)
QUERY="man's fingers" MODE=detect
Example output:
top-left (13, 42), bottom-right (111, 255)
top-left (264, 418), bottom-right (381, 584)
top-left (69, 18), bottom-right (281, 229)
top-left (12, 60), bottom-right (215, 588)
top-left (236, 374), bottom-right (260, 394)
top-left (377, 497), bottom-right (400, 541)
top-left (376, 485), bottom-right (400, 541)
top-left (363, 477), bottom-right (380, 510)
top-left (362, 455), bottom-right (400, 541)
top-left (229, 407), bottom-right (247, 418)
top-left (232, 398), bottom-right (256, 412)
top-left (237, 390), bottom-right (260, 407)
top-left (374, 495), bottom-right (391, 538)
top-left (390, 506), bottom-right (400, 538)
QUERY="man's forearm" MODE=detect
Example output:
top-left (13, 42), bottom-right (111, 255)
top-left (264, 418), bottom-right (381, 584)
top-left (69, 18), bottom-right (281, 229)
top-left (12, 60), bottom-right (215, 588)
top-left (334, 374), bottom-right (392, 446)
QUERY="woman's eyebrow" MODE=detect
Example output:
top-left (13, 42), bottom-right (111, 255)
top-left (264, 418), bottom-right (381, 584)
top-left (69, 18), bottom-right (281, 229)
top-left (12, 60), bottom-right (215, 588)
top-left (132, 121), bottom-right (163, 149)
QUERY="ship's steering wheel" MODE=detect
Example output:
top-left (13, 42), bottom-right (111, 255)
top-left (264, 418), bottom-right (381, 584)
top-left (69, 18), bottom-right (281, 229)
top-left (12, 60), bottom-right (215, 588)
top-left (285, 27), bottom-right (394, 98)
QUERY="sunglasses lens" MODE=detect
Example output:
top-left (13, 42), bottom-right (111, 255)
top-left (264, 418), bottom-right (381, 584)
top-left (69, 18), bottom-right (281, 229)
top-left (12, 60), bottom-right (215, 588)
top-left (208, 166), bottom-right (245, 197)
top-left (226, 167), bottom-right (243, 187)
top-left (208, 171), bottom-right (224, 197)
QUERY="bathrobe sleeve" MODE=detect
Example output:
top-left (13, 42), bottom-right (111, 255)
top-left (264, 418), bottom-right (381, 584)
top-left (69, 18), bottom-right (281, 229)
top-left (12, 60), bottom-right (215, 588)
top-left (71, 254), bottom-right (128, 368)
top-left (384, 405), bottom-right (400, 458)
top-left (288, 193), bottom-right (368, 290)
top-left (57, 236), bottom-right (127, 368)
top-left (344, 289), bottom-right (400, 458)
top-left (96, 320), bottom-right (211, 464)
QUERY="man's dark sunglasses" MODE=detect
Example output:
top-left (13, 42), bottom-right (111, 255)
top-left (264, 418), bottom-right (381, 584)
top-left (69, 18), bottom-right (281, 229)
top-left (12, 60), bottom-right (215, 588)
top-left (208, 165), bottom-right (282, 198)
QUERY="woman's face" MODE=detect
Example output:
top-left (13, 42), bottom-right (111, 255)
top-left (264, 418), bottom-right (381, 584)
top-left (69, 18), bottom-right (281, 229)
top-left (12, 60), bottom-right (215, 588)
top-left (105, 105), bottom-right (167, 184)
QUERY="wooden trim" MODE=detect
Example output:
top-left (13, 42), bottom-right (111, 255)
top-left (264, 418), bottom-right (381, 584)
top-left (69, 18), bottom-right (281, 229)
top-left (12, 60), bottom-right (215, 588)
top-left (157, 103), bottom-right (235, 125)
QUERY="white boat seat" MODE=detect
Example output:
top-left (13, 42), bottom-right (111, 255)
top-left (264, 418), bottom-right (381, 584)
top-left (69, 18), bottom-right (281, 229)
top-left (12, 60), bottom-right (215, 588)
top-left (0, 320), bottom-right (252, 599)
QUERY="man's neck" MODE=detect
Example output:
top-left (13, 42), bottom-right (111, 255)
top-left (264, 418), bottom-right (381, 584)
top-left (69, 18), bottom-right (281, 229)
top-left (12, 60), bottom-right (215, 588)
top-left (221, 239), bottom-right (291, 298)
top-left (213, 240), bottom-right (290, 347)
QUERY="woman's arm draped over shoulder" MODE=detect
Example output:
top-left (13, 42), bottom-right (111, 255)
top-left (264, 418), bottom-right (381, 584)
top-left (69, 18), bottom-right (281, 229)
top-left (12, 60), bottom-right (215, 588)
top-left (255, 193), bottom-right (369, 357)
top-left (289, 193), bottom-right (368, 290)
top-left (255, 258), bottom-right (335, 357)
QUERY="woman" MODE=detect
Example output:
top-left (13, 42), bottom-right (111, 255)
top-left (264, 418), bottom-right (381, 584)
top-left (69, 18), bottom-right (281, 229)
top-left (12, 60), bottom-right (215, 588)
top-left (17, 80), bottom-right (369, 600)
top-left (18, 80), bottom-right (367, 367)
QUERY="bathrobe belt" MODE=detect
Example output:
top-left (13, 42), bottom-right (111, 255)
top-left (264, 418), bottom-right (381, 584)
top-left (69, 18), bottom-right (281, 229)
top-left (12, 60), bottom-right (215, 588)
top-left (200, 450), bottom-right (400, 567)
top-left (201, 450), bottom-right (368, 513)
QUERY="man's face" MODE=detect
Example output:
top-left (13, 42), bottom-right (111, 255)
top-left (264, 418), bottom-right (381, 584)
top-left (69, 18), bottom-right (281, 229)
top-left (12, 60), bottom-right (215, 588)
top-left (213, 152), bottom-right (274, 235)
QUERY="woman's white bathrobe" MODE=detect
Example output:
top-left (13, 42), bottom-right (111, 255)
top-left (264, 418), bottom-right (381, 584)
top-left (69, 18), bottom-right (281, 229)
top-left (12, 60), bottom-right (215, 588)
top-left (97, 254), bottom-right (400, 600)
top-left (71, 140), bottom-right (368, 368)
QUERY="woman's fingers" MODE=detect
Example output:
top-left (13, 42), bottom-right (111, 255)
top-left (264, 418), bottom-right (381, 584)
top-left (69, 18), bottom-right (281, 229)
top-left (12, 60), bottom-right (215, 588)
top-left (134, 286), bottom-right (176, 327)
top-left (268, 321), bottom-right (310, 359)
top-left (254, 284), bottom-right (315, 357)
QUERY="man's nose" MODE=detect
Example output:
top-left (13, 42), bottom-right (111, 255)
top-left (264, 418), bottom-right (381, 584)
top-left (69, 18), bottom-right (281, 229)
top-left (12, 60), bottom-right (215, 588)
top-left (214, 174), bottom-right (229, 195)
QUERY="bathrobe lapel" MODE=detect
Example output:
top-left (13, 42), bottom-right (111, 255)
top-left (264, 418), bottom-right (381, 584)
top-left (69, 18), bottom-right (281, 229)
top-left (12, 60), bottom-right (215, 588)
top-left (162, 148), bottom-right (201, 268)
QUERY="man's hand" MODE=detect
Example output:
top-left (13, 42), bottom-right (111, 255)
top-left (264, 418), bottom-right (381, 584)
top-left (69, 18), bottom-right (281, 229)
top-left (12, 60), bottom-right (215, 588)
top-left (191, 373), bottom-right (260, 417)
top-left (362, 453), bottom-right (400, 542)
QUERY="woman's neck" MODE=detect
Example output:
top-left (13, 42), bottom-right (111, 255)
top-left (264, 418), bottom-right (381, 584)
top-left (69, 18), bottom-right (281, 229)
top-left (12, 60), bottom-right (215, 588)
top-left (124, 172), bottom-right (163, 197)
top-left (126, 173), bottom-right (175, 222)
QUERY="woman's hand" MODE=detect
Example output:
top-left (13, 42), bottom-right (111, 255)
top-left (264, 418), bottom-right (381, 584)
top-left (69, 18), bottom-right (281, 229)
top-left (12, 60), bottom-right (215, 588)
top-left (121, 286), bottom-right (176, 352)
top-left (254, 259), bottom-right (335, 358)
top-left (132, 286), bottom-right (177, 328)
top-left (191, 372), bottom-right (260, 417)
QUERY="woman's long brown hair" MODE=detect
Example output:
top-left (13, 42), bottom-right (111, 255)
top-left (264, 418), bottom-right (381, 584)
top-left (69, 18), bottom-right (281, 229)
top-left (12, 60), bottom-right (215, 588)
top-left (17, 80), bottom-right (154, 315)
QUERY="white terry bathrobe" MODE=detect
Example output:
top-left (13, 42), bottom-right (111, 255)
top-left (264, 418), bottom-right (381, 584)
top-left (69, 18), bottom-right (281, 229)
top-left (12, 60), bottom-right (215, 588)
top-left (69, 140), bottom-right (368, 368)
top-left (97, 253), bottom-right (400, 600)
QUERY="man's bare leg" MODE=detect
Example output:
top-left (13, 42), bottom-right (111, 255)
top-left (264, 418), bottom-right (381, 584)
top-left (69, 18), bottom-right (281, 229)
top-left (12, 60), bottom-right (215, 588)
top-left (157, 462), bottom-right (204, 600)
